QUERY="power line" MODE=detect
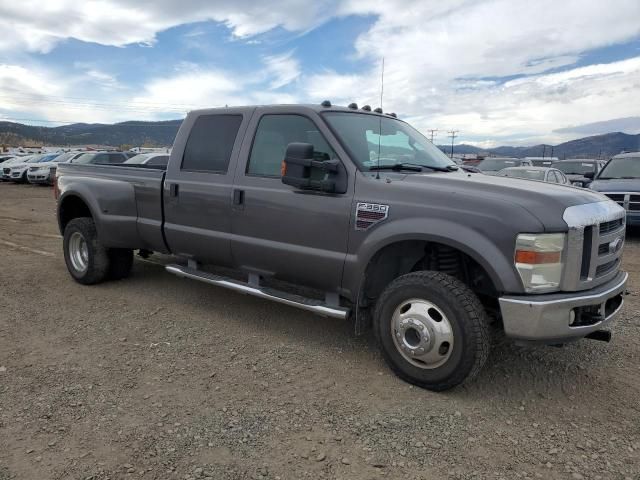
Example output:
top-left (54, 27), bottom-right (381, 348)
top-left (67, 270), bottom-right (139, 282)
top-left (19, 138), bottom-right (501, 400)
top-left (447, 130), bottom-right (459, 158)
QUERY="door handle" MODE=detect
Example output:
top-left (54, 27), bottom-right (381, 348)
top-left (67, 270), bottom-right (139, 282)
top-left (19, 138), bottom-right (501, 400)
top-left (169, 183), bottom-right (179, 197)
top-left (233, 189), bottom-right (244, 205)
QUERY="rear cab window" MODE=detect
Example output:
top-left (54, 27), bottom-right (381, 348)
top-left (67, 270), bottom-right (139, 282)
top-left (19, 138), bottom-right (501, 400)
top-left (181, 114), bottom-right (243, 173)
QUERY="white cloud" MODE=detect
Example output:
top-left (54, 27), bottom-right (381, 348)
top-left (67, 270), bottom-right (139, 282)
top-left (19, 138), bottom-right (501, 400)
top-left (1, 0), bottom-right (639, 145)
top-left (0, 0), bottom-right (340, 53)
top-left (263, 52), bottom-right (301, 89)
top-left (301, 0), bottom-right (640, 143)
top-left (130, 66), bottom-right (298, 116)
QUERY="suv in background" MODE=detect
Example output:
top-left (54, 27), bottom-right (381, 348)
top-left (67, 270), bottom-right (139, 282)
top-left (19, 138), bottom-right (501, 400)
top-left (476, 157), bottom-right (532, 175)
top-left (72, 151), bottom-right (137, 165)
top-left (589, 152), bottom-right (640, 226)
top-left (553, 159), bottom-right (606, 187)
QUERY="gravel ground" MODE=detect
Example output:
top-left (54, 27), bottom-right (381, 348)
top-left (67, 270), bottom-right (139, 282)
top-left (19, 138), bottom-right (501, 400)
top-left (0, 182), bottom-right (639, 480)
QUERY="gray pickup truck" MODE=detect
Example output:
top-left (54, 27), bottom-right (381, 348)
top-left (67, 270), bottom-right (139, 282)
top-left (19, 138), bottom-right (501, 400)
top-left (55, 103), bottom-right (628, 391)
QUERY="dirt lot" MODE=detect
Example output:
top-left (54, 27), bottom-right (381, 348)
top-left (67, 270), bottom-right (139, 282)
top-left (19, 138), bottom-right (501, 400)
top-left (0, 182), bottom-right (639, 480)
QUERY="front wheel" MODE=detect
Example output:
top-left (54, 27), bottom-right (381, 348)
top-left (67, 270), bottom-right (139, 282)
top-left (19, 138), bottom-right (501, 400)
top-left (374, 271), bottom-right (490, 391)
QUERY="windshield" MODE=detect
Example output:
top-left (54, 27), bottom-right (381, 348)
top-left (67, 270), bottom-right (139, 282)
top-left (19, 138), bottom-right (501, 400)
top-left (50, 152), bottom-right (75, 163)
top-left (323, 112), bottom-right (455, 171)
top-left (499, 168), bottom-right (546, 180)
top-left (477, 158), bottom-right (520, 171)
top-left (124, 154), bottom-right (152, 164)
top-left (73, 153), bottom-right (95, 164)
top-left (553, 161), bottom-right (595, 175)
top-left (36, 154), bottom-right (59, 163)
top-left (598, 157), bottom-right (640, 179)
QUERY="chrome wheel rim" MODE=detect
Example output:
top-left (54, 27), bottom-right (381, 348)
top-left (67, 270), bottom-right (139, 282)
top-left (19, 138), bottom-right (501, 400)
top-left (391, 299), bottom-right (454, 369)
top-left (69, 231), bottom-right (89, 273)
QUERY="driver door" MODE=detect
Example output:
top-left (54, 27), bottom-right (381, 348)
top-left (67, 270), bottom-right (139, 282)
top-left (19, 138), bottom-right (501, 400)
top-left (230, 109), bottom-right (354, 292)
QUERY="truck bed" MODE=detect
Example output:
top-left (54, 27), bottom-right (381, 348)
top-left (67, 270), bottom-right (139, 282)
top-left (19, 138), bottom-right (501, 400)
top-left (56, 163), bottom-right (168, 253)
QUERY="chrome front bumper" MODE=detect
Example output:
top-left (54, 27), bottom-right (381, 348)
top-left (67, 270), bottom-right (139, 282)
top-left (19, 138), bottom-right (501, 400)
top-left (499, 271), bottom-right (628, 343)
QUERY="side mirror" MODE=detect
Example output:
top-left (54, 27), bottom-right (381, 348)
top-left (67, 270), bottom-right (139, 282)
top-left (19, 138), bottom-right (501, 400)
top-left (281, 142), bottom-right (346, 193)
top-left (584, 171), bottom-right (595, 179)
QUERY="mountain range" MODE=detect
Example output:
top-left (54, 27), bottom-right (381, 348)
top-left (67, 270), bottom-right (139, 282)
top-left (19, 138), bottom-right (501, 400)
top-left (0, 119), bottom-right (638, 158)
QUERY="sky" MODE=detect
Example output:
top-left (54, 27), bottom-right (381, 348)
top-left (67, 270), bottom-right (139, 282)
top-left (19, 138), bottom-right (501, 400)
top-left (0, 0), bottom-right (639, 147)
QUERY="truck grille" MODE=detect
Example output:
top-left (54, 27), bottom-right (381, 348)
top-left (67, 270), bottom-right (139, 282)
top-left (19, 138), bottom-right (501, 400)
top-left (563, 202), bottom-right (625, 291)
top-left (596, 259), bottom-right (619, 277)
top-left (599, 218), bottom-right (624, 234)
top-left (602, 192), bottom-right (639, 213)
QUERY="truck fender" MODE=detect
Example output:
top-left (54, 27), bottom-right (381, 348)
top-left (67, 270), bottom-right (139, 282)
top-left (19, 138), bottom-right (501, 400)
top-left (342, 217), bottom-right (523, 300)
top-left (57, 177), bottom-right (139, 248)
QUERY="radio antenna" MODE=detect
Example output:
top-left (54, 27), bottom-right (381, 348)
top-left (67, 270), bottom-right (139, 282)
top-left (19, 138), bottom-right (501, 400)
top-left (376, 57), bottom-right (385, 180)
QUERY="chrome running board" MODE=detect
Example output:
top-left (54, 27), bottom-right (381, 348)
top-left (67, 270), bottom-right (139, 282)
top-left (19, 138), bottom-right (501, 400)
top-left (166, 264), bottom-right (350, 319)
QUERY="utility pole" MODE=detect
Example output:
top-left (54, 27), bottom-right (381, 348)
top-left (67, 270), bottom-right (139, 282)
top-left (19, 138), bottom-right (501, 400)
top-left (448, 130), bottom-right (459, 159)
top-left (550, 146), bottom-right (554, 158)
top-left (542, 145), bottom-right (546, 159)
top-left (427, 129), bottom-right (438, 143)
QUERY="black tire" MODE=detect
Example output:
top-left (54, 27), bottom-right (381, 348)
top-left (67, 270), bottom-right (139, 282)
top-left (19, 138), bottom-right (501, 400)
top-left (373, 271), bottom-right (490, 391)
top-left (107, 248), bottom-right (133, 280)
top-left (63, 217), bottom-right (110, 285)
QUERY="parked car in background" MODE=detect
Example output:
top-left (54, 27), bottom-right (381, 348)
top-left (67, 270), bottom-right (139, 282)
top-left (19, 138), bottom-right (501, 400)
top-left (0, 155), bottom-right (15, 164)
top-left (123, 152), bottom-right (170, 168)
top-left (525, 157), bottom-right (558, 168)
top-left (589, 152), bottom-right (640, 226)
top-left (27, 152), bottom-right (86, 185)
top-left (6, 154), bottom-right (60, 183)
top-left (72, 151), bottom-right (137, 165)
top-left (553, 159), bottom-right (606, 187)
top-left (1, 156), bottom-right (32, 181)
top-left (496, 166), bottom-right (569, 184)
top-left (476, 157), bottom-right (532, 175)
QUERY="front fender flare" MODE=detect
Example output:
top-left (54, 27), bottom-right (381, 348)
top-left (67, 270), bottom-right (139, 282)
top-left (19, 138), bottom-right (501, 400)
top-left (341, 217), bottom-right (523, 300)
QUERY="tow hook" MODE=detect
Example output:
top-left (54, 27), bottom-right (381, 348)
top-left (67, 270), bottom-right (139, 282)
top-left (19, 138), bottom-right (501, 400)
top-left (585, 330), bottom-right (612, 343)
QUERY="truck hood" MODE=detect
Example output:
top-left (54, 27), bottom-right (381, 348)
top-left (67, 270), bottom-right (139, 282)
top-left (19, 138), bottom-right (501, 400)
top-left (396, 171), bottom-right (609, 231)
top-left (589, 178), bottom-right (640, 192)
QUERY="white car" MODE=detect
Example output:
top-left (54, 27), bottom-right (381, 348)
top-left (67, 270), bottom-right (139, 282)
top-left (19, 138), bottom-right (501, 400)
top-left (2, 155), bottom-right (35, 181)
top-left (27, 152), bottom-right (86, 185)
top-left (7, 153), bottom-right (61, 183)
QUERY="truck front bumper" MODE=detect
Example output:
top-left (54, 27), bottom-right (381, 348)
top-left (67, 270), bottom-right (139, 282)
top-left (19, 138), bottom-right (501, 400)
top-left (499, 271), bottom-right (628, 344)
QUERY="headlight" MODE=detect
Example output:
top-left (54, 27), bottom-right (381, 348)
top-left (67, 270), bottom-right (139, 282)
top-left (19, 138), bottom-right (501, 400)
top-left (514, 233), bottom-right (565, 293)
top-left (571, 181), bottom-right (582, 186)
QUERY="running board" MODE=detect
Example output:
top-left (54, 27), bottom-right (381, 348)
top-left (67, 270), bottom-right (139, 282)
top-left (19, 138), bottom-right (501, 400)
top-left (165, 264), bottom-right (350, 319)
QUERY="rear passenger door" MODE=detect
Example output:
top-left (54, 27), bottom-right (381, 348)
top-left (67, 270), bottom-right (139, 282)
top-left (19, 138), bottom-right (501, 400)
top-left (230, 108), bottom-right (354, 292)
top-left (163, 110), bottom-right (251, 266)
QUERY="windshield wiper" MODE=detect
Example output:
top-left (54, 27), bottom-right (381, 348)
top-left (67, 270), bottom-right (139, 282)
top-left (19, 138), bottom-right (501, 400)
top-left (598, 176), bottom-right (636, 180)
top-left (369, 163), bottom-right (457, 173)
